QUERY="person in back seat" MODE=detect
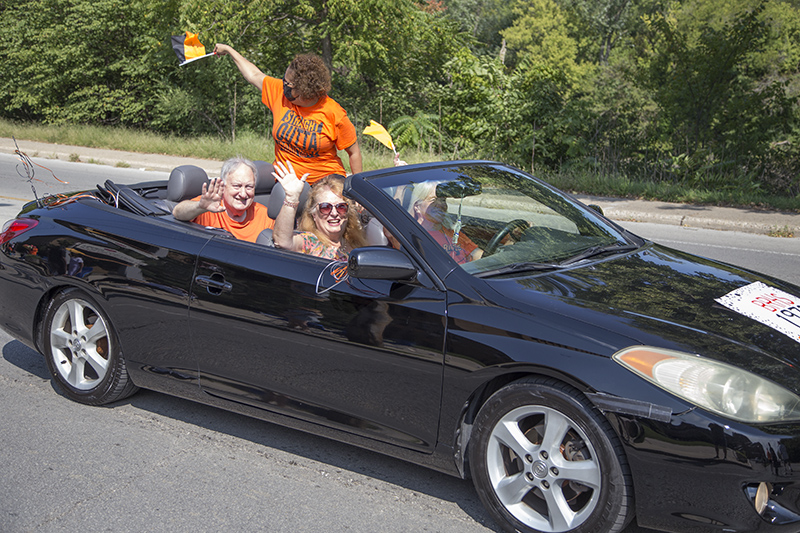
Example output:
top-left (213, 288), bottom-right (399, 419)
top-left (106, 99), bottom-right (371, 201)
top-left (172, 156), bottom-right (274, 242)
top-left (271, 162), bottom-right (366, 260)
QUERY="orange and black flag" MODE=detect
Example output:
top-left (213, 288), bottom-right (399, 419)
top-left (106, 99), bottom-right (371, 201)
top-left (171, 31), bottom-right (214, 66)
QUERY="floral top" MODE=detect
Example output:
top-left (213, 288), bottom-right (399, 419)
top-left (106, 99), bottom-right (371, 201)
top-left (297, 232), bottom-right (349, 261)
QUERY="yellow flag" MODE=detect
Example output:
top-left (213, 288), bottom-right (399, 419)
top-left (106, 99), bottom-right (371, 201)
top-left (363, 120), bottom-right (396, 152)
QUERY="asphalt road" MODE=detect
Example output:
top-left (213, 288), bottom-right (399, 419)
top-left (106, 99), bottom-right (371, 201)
top-left (1, 336), bottom-right (502, 532)
top-left (0, 153), bottom-right (168, 222)
top-left (2, 155), bottom-right (799, 532)
top-left (617, 221), bottom-right (800, 287)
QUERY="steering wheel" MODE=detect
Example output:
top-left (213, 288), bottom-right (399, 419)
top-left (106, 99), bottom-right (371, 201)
top-left (484, 219), bottom-right (530, 256)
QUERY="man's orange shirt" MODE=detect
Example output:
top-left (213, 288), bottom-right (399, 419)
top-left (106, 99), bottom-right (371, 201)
top-left (193, 202), bottom-right (274, 243)
top-left (262, 76), bottom-right (357, 184)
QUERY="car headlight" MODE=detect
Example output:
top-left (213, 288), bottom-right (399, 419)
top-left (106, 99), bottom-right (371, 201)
top-left (613, 346), bottom-right (800, 423)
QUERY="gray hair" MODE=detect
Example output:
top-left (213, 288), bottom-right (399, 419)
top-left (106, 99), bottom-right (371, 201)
top-left (220, 156), bottom-right (258, 183)
top-left (406, 181), bottom-right (439, 215)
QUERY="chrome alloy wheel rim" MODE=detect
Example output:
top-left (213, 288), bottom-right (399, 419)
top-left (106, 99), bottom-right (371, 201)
top-left (49, 298), bottom-right (111, 390)
top-left (486, 405), bottom-right (602, 532)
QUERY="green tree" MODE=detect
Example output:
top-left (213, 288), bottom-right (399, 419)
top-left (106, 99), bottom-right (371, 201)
top-left (501, 0), bottom-right (592, 92)
top-left (389, 111), bottom-right (439, 151)
top-left (435, 47), bottom-right (565, 166)
top-left (642, 0), bottom-right (796, 189)
top-left (441, 0), bottom-right (515, 53)
top-left (0, 0), bottom-right (179, 126)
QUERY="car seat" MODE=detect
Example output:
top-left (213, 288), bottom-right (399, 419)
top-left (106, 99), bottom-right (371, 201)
top-left (166, 165), bottom-right (209, 203)
top-left (255, 180), bottom-right (312, 246)
top-left (252, 160), bottom-right (275, 206)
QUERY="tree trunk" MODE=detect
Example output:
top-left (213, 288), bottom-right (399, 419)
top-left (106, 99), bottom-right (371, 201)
top-left (321, 33), bottom-right (333, 73)
top-left (230, 84), bottom-right (237, 143)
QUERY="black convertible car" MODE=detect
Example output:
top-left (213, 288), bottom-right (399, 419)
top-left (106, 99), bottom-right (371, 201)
top-left (2, 160), bottom-right (800, 533)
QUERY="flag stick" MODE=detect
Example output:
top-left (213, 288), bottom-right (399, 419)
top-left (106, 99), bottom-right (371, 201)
top-left (179, 52), bottom-right (216, 66)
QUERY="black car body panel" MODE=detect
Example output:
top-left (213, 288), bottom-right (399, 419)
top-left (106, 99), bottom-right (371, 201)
top-left (3, 160), bottom-right (800, 532)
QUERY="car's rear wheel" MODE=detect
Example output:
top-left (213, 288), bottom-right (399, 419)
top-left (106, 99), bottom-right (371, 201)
top-left (42, 288), bottom-right (138, 405)
top-left (469, 377), bottom-right (633, 533)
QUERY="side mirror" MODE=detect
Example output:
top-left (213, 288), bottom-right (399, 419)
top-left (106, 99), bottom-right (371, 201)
top-left (348, 246), bottom-right (417, 281)
top-left (436, 177), bottom-right (482, 198)
top-left (587, 204), bottom-right (604, 216)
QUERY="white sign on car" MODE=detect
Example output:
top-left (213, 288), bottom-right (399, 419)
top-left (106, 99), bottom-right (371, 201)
top-left (716, 281), bottom-right (800, 344)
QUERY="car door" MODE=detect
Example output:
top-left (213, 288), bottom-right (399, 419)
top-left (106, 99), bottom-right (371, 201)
top-left (189, 236), bottom-right (447, 453)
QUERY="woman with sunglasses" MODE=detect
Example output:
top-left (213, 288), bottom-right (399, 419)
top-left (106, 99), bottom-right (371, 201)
top-left (213, 44), bottom-right (362, 184)
top-left (271, 162), bottom-right (367, 260)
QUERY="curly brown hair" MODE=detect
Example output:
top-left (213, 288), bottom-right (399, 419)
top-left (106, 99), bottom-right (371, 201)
top-left (288, 54), bottom-right (331, 100)
top-left (299, 174), bottom-right (367, 249)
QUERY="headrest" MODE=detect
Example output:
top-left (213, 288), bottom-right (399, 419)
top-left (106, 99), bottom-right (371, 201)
top-left (253, 160), bottom-right (275, 195)
top-left (268, 180), bottom-right (311, 220)
top-left (365, 218), bottom-right (389, 246)
top-left (255, 228), bottom-right (274, 246)
top-left (167, 165), bottom-right (209, 202)
top-left (169, 162), bottom-right (274, 203)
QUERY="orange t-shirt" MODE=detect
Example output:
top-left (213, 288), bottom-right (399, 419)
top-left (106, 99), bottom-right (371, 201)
top-left (262, 76), bottom-right (357, 184)
top-left (192, 201), bottom-right (274, 243)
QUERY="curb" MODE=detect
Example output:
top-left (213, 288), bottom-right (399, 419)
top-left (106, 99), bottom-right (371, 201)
top-left (2, 137), bottom-right (798, 237)
top-left (0, 138), bottom-right (222, 175)
top-left (574, 195), bottom-right (800, 237)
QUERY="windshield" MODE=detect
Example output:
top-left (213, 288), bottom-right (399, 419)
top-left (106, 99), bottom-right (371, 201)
top-left (374, 163), bottom-right (635, 276)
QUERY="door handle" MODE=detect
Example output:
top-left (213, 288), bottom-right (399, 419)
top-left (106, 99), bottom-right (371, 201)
top-left (195, 274), bottom-right (232, 295)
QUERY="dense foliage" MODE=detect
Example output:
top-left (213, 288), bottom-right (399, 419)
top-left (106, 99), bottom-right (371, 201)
top-left (1, 0), bottom-right (798, 197)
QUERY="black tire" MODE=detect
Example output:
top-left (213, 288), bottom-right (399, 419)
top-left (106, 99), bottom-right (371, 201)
top-left (469, 377), bottom-right (633, 533)
top-left (42, 288), bottom-right (138, 405)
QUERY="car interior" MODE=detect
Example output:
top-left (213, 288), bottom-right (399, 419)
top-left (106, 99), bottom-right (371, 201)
top-left (93, 163), bottom-right (391, 249)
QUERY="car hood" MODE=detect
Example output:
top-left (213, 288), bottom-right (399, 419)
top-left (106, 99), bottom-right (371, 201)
top-left (489, 242), bottom-right (800, 390)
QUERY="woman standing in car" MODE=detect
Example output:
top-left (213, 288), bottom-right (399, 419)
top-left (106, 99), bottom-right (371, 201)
top-left (213, 44), bottom-right (362, 184)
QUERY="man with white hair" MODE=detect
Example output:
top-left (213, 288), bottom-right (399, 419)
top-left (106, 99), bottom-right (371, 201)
top-left (172, 156), bottom-right (274, 242)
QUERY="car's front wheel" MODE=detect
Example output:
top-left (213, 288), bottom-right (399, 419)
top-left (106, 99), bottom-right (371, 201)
top-left (42, 288), bottom-right (138, 405)
top-left (469, 377), bottom-right (633, 533)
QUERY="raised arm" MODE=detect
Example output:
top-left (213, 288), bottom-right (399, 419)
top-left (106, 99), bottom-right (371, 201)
top-left (271, 162), bottom-right (309, 252)
top-left (213, 44), bottom-right (267, 90)
top-left (172, 177), bottom-right (226, 221)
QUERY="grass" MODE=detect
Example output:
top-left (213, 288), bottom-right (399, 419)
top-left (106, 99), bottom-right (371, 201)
top-left (0, 119), bottom-right (273, 161)
top-left (543, 167), bottom-right (800, 213)
top-left (768, 225), bottom-right (795, 238)
top-left (2, 118), bottom-right (443, 173)
top-left (2, 119), bottom-right (797, 212)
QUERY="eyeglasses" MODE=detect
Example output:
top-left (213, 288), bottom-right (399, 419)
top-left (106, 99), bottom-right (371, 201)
top-left (416, 195), bottom-right (444, 207)
top-left (316, 202), bottom-right (349, 216)
top-left (282, 77), bottom-right (294, 88)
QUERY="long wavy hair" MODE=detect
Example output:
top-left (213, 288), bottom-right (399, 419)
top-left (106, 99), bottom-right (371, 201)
top-left (299, 174), bottom-right (367, 249)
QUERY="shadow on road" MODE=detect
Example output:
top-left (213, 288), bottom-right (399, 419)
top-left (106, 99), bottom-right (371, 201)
top-left (3, 339), bottom-right (50, 380)
top-left (3, 338), bottom-right (501, 531)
